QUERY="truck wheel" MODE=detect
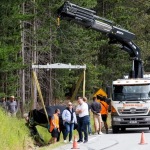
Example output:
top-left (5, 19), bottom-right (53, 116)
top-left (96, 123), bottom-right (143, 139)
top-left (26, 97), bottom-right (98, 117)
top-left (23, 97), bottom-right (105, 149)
top-left (112, 126), bottom-right (119, 133)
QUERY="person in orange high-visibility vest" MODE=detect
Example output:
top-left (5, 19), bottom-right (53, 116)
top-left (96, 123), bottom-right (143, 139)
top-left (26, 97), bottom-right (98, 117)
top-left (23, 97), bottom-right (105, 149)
top-left (100, 96), bottom-right (109, 134)
top-left (49, 109), bottom-right (60, 144)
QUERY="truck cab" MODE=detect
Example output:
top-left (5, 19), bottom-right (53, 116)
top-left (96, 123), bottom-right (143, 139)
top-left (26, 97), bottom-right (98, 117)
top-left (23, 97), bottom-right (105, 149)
top-left (111, 78), bottom-right (150, 133)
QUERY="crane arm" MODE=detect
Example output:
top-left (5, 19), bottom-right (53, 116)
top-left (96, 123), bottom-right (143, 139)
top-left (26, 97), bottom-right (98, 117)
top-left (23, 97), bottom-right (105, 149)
top-left (57, 1), bottom-right (143, 78)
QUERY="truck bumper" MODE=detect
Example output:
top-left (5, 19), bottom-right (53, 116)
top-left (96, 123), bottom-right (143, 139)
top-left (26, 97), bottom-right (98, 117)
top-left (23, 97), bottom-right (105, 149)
top-left (112, 116), bottom-right (150, 127)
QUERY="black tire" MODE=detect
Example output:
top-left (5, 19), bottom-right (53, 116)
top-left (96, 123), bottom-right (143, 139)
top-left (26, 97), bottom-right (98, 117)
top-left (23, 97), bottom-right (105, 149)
top-left (112, 126), bottom-right (119, 133)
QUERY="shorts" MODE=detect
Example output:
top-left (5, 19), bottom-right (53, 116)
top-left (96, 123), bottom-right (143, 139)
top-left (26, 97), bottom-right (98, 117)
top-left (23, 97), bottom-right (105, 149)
top-left (51, 128), bottom-right (59, 138)
top-left (101, 114), bottom-right (107, 122)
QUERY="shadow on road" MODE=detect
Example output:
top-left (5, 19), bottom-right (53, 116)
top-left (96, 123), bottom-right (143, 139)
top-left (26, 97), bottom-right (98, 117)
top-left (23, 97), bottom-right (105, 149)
top-left (108, 127), bottom-right (150, 134)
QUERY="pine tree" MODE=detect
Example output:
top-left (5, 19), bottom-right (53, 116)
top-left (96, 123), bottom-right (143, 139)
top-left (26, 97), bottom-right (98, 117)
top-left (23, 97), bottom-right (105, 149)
top-left (0, 0), bottom-right (23, 98)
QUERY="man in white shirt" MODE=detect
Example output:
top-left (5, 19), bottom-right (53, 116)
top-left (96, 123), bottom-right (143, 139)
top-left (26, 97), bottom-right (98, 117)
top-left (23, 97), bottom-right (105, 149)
top-left (76, 97), bottom-right (89, 143)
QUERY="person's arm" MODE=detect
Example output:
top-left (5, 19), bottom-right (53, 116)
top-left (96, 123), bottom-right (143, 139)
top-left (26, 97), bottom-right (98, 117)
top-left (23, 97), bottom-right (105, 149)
top-left (76, 105), bottom-right (81, 114)
top-left (91, 103), bottom-right (98, 114)
top-left (58, 117), bottom-right (60, 132)
top-left (78, 108), bottom-right (85, 113)
top-left (62, 110), bottom-right (66, 121)
top-left (77, 103), bottom-right (87, 114)
top-left (90, 103), bottom-right (94, 113)
top-left (51, 115), bottom-right (56, 128)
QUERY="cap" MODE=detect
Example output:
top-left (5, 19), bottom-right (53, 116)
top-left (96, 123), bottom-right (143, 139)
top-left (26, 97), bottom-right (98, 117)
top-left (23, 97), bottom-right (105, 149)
top-left (23, 113), bottom-right (28, 118)
top-left (68, 102), bottom-right (72, 105)
top-left (10, 95), bottom-right (15, 99)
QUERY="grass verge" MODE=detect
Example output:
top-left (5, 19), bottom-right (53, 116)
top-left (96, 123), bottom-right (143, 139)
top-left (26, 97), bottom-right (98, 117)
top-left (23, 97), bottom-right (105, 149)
top-left (0, 108), bottom-right (34, 150)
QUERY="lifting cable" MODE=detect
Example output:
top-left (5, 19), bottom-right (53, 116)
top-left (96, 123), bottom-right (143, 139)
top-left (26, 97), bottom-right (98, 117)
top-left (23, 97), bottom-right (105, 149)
top-left (56, 16), bottom-right (84, 65)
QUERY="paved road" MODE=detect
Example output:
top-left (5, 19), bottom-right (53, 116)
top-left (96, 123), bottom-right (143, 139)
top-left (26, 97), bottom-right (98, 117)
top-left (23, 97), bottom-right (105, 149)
top-left (53, 128), bottom-right (150, 150)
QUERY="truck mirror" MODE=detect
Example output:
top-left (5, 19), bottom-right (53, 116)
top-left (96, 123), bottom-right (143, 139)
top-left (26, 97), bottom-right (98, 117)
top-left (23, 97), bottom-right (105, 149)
top-left (106, 86), bottom-right (111, 98)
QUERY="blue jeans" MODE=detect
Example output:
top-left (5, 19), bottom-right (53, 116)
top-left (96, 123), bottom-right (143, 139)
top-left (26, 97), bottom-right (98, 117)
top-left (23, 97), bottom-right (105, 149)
top-left (64, 122), bottom-right (74, 141)
top-left (78, 115), bottom-right (89, 141)
top-left (87, 117), bottom-right (92, 134)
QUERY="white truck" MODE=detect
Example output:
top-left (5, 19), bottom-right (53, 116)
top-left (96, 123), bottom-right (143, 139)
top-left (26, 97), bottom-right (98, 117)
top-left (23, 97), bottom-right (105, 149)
top-left (111, 76), bottom-right (150, 133)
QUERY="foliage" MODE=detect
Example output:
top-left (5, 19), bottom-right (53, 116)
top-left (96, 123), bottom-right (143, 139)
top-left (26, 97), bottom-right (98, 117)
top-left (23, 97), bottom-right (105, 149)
top-left (0, 0), bottom-right (23, 96)
top-left (0, 108), bottom-right (34, 150)
top-left (0, 0), bottom-right (150, 102)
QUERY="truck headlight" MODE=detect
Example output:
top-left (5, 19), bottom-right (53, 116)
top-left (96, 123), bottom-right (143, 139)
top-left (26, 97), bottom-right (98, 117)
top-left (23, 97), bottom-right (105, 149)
top-left (145, 118), bottom-right (150, 121)
top-left (113, 117), bottom-right (121, 121)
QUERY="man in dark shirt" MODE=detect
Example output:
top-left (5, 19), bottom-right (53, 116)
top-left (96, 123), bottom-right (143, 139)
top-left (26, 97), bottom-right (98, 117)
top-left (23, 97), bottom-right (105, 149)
top-left (91, 97), bottom-right (103, 135)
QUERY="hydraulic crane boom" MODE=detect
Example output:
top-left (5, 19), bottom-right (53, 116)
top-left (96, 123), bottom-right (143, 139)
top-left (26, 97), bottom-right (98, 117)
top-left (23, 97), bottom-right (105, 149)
top-left (57, 1), bottom-right (144, 78)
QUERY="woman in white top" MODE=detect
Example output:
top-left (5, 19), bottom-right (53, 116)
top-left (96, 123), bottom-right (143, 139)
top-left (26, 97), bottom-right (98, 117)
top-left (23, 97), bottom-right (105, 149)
top-left (62, 102), bottom-right (77, 143)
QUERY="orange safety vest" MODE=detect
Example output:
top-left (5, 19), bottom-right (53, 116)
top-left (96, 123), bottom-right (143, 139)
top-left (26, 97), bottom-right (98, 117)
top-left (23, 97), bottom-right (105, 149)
top-left (100, 101), bottom-right (109, 115)
top-left (50, 113), bottom-right (59, 132)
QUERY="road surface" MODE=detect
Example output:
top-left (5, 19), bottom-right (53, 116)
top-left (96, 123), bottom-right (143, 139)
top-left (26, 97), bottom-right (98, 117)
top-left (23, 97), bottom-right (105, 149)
top-left (53, 128), bottom-right (150, 150)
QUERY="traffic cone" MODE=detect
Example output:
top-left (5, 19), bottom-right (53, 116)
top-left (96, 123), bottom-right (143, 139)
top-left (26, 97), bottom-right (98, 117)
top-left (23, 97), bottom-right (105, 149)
top-left (139, 132), bottom-right (147, 145)
top-left (71, 136), bottom-right (80, 149)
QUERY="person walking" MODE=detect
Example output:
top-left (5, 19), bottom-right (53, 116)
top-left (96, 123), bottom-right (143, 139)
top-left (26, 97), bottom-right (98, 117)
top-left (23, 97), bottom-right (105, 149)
top-left (6, 96), bottom-right (18, 117)
top-left (91, 96), bottom-right (103, 135)
top-left (49, 109), bottom-right (60, 144)
top-left (62, 102), bottom-right (77, 143)
top-left (76, 96), bottom-right (89, 143)
top-left (100, 96), bottom-right (109, 134)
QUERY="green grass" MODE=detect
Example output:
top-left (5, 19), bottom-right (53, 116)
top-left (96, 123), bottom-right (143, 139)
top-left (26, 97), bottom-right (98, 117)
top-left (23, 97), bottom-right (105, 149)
top-left (0, 108), bottom-right (34, 150)
top-left (37, 126), bottom-right (78, 150)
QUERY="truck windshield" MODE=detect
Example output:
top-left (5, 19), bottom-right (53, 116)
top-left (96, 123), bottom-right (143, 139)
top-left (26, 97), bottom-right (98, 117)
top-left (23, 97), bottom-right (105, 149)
top-left (113, 84), bottom-right (150, 101)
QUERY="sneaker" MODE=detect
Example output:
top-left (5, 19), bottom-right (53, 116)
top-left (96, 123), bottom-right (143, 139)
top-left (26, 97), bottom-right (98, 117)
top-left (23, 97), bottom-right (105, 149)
top-left (99, 132), bottom-right (103, 135)
top-left (83, 140), bottom-right (88, 143)
top-left (64, 140), bottom-right (67, 143)
top-left (69, 140), bottom-right (73, 143)
top-left (94, 132), bottom-right (98, 135)
top-left (77, 140), bottom-right (83, 143)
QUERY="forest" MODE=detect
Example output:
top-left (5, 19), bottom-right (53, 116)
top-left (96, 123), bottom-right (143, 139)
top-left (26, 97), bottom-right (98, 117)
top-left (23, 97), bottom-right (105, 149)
top-left (0, 0), bottom-right (150, 113)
